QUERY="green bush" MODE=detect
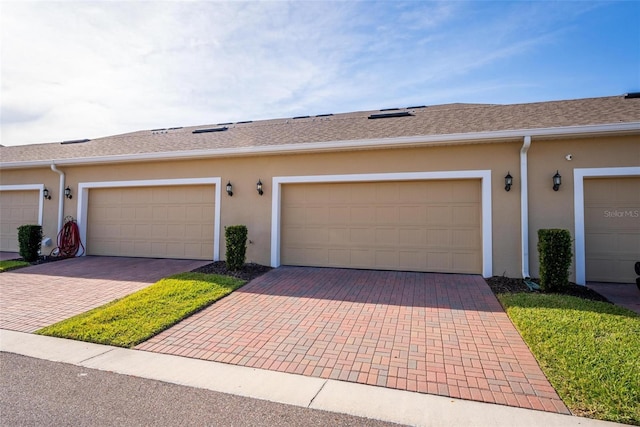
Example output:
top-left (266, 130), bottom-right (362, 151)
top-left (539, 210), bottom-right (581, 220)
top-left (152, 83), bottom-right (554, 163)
top-left (225, 225), bottom-right (248, 271)
top-left (537, 228), bottom-right (572, 292)
top-left (17, 224), bottom-right (42, 262)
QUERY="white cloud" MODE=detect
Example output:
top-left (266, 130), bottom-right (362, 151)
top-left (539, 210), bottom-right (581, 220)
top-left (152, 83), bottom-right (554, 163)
top-left (1, 1), bottom-right (635, 146)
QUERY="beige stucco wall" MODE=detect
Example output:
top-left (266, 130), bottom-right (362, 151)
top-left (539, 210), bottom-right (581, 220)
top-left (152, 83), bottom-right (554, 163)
top-left (527, 134), bottom-right (639, 280)
top-left (1, 133), bottom-right (637, 280)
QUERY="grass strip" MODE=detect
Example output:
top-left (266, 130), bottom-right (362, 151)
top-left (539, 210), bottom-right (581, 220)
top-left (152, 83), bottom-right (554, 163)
top-left (0, 260), bottom-right (30, 272)
top-left (499, 293), bottom-right (640, 425)
top-left (37, 272), bottom-right (245, 348)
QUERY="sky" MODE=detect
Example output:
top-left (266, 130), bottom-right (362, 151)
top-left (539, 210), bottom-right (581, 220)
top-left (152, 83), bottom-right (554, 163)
top-left (1, 1), bottom-right (639, 147)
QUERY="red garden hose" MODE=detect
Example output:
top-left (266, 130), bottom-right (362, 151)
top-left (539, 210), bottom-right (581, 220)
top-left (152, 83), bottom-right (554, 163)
top-left (52, 217), bottom-right (85, 258)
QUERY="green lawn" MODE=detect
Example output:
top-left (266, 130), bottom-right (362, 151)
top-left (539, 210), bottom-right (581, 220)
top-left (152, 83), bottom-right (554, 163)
top-left (0, 260), bottom-right (30, 272)
top-left (37, 272), bottom-right (245, 348)
top-left (499, 293), bottom-right (640, 425)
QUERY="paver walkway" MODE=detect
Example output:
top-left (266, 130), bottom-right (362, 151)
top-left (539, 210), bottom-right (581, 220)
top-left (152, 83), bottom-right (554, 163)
top-left (0, 256), bottom-right (209, 333)
top-left (137, 267), bottom-right (569, 414)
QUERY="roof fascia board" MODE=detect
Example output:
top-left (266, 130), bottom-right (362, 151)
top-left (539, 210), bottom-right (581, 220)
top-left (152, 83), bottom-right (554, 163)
top-left (2, 122), bottom-right (639, 169)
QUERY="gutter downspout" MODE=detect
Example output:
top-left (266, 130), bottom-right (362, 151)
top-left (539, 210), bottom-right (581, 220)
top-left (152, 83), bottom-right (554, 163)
top-left (520, 136), bottom-right (531, 278)
top-left (50, 163), bottom-right (65, 234)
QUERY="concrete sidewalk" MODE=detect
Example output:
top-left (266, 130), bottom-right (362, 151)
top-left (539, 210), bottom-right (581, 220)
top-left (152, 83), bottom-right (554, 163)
top-left (0, 330), bottom-right (623, 427)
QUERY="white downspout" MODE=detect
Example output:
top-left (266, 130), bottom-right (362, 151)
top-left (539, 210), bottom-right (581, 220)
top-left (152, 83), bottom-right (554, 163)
top-left (520, 136), bottom-right (531, 278)
top-left (50, 163), bottom-right (65, 234)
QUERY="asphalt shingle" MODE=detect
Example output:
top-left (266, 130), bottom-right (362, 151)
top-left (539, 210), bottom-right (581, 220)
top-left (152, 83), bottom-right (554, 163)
top-left (1, 95), bottom-right (639, 164)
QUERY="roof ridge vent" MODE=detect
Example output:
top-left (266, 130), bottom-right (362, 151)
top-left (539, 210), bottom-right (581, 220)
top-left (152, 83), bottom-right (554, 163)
top-left (292, 115), bottom-right (310, 119)
top-left (624, 92), bottom-right (640, 99)
top-left (61, 139), bottom-right (90, 145)
top-left (407, 105), bottom-right (427, 109)
top-left (192, 127), bottom-right (228, 134)
top-left (368, 111), bottom-right (413, 120)
top-left (316, 113), bottom-right (334, 117)
top-left (380, 108), bottom-right (400, 111)
top-left (236, 120), bottom-right (253, 124)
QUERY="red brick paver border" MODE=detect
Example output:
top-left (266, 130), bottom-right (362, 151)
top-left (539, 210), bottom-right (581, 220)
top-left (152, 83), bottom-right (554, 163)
top-left (0, 256), bottom-right (209, 332)
top-left (137, 267), bottom-right (569, 414)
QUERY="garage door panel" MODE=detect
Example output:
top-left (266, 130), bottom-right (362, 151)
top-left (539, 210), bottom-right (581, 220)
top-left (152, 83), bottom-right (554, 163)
top-left (350, 207), bottom-right (374, 223)
top-left (399, 206), bottom-right (426, 224)
top-left (585, 177), bottom-right (639, 283)
top-left (0, 190), bottom-right (40, 252)
top-left (399, 228), bottom-right (427, 246)
top-left (329, 249), bottom-right (348, 265)
top-left (375, 228), bottom-right (398, 245)
top-left (281, 180), bottom-right (481, 273)
top-left (88, 185), bottom-right (214, 260)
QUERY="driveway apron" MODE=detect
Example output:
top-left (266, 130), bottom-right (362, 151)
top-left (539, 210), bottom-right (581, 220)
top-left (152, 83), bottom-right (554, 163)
top-left (0, 256), bottom-right (209, 333)
top-left (137, 267), bottom-right (569, 414)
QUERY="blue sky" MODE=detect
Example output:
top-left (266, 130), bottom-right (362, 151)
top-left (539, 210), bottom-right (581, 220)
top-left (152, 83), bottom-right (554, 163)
top-left (1, 1), bottom-right (638, 146)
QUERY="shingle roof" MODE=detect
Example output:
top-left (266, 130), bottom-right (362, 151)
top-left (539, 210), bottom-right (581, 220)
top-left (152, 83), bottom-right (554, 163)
top-left (2, 95), bottom-right (639, 165)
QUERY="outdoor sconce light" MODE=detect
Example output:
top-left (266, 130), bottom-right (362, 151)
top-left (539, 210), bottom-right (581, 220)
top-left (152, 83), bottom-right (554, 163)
top-left (504, 172), bottom-right (513, 192)
top-left (257, 179), bottom-right (263, 196)
top-left (553, 170), bottom-right (562, 191)
top-left (64, 186), bottom-right (73, 199)
top-left (43, 188), bottom-right (51, 200)
top-left (226, 181), bottom-right (233, 197)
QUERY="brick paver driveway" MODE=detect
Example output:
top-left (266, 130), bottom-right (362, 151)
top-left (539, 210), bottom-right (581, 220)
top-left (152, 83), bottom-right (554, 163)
top-left (0, 256), bottom-right (209, 333)
top-left (137, 267), bottom-right (568, 414)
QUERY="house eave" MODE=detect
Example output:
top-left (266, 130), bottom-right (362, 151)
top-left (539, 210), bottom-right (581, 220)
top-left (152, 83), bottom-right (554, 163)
top-left (1, 122), bottom-right (639, 170)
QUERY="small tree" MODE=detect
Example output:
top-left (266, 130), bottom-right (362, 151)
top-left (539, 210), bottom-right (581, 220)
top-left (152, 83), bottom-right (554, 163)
top-left (17, 224), bottom-right (42, 262)
top-left (225, 225), bottom-right (248, 271)
top-left (537, 229), bottom-right (572, 292)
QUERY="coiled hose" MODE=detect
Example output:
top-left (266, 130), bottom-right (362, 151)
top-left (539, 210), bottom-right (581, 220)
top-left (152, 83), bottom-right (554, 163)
top-left (52, 217), bottom-right (85, 258)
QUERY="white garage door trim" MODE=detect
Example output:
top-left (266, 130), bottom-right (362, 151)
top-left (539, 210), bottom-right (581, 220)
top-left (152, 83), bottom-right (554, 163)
top-left (574, 166), bottom-right (640, 285)
top-left (0, 184), bottom-right (45, 226)
top-left (77, 178), bottom-right (221, 261)
top-left (271, 170), bottom-right (493, 277)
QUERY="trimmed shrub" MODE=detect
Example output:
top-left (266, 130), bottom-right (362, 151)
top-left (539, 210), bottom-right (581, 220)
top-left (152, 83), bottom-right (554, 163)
top-left (225, 225), bottom-right (248, 271)
top-left (18, 224), bottom-right (42, 262)
top-left (537, 228), bottom-right (572, 292)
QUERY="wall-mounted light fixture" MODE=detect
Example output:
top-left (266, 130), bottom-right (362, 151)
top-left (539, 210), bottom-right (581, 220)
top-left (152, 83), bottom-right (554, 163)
top-left (226, 181), bottom-right (233, 197)
top-left (256, 179), bottom-right (263, 196)
top-left (553, 170), bottom-right (562, 191)
top-left (43, 188), bottom-right (51, 200)
top-left (64, 186), bottom-right (73, 199)
top-left (504, 172), bottom-right (513, 192)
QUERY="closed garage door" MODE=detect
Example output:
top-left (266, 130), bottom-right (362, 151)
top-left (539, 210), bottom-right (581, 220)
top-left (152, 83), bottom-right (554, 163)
top-left (87, 185), bottom-right (215, 259)
top-left (0, 190), bottom-right (40, 252)
top-left (281, 180), bottom-right (482, 273)
top-left (585, 177), bottom-right (639, 283)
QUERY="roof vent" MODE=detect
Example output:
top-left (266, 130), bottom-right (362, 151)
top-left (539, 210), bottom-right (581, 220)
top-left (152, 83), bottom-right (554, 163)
top-left (192, 127), bottom-right (228, 134)
top-left (316, 113), bottom-right (334, 117)
top-left (368, 111), bottom-right (414, 120)
top-left (60, 139), bottom-right (90, 145)
top-left (236, 120), bottom-right (253, 124)
top-left (380, 108), bottom-right (400, 111)
top-left (217, 122), bottom-right (233, 126)
top-left (407, 105), bottom-right (427, 109)
top-left (150, 128), bottom-right (167, 132)
top-left (292, 115), bottom-right (310, 119)
top-left (168, 127), bottom-right (183, 130)
top-left (624, 92), bottom-right (640, 99)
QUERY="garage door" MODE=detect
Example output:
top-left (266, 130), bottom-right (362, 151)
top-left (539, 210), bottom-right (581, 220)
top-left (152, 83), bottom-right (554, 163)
top-left (281, 180), bottom-right (482, 273)
top-left (584, 177), bottom-right (640, 283)
top-left (0, 190), bottom-right (40, 252)
top-left (87, 185), bottom-right (215, 259)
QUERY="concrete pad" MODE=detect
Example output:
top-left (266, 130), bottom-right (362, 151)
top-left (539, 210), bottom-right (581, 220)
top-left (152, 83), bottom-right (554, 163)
top-left (310, 380), bottom-right (624, 427)
top-left (0, 329), bottom-right (113, 364)
top-left (79, 347), bottom-right (326, 408)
